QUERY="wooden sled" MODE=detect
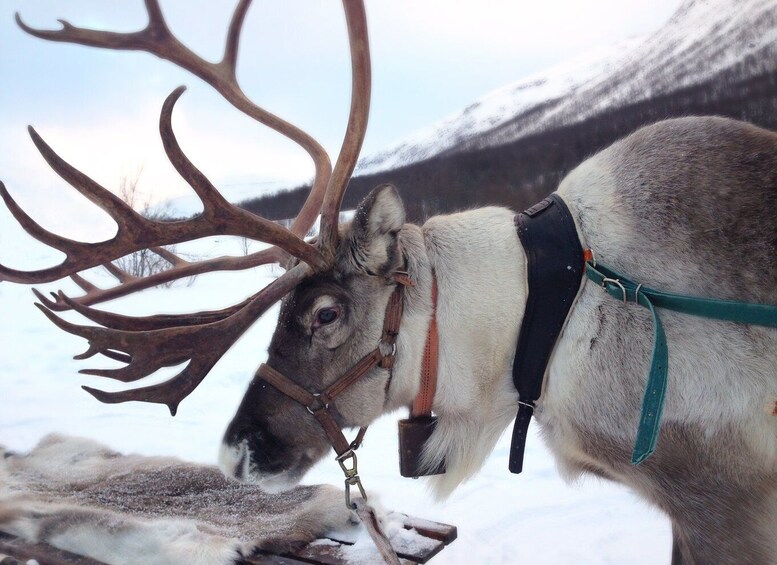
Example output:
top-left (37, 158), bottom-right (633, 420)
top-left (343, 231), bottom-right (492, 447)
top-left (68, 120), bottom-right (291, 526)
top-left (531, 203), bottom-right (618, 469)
top-left (0, 515), bottom-right (456, 565)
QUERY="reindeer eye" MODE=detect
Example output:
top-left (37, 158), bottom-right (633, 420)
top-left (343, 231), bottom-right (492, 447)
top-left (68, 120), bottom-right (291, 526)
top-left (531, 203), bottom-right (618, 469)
top-left (315, 307), bottom-right (340, 326)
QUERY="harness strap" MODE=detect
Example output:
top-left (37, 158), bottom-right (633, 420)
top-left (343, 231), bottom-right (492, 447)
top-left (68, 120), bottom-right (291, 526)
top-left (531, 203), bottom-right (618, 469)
top-left (256, 362), bottom-right (358, 455)
top-left (327, 349), bottom-right (384, 400)
top-left (379, 283), bottom-right (405, 370)
top-left (586, 261), bottom-right (777, 464)
top-left (510, 194), bottom-right (585, 473)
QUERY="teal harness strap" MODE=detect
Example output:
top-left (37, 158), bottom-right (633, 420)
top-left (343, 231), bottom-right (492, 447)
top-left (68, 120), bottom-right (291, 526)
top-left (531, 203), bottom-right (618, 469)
top-left (585, 261), bottom-right (777, 464)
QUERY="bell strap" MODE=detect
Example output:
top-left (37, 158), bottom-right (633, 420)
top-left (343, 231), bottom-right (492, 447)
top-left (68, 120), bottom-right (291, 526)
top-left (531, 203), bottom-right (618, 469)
top-left (586, 260), bottom-right (777, 464)
top-left (411, 273), bottom-right (439, 417)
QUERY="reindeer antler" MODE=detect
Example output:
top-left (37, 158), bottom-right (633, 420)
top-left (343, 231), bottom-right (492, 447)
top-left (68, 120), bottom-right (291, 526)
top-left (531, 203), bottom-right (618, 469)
top-left (1, 88), bottom-right (326, 286)
top-left (318, 0), bottom-right (371, 259)
top-left (14, 0), bottom-right (331, 242)
top-left (3, 0), bottom-right (372, 413)
top-left (36, 262), bottom-right (311, 416)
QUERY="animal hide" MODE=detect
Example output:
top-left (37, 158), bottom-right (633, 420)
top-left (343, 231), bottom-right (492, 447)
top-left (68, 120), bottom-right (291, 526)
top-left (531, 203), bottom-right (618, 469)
top-left (0, 434), bottom-right (357, 565)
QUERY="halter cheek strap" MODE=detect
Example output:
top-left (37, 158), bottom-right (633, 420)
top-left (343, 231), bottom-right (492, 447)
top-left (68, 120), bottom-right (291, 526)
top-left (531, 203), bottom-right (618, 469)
top-left (255, 281), bottom-right (407, 455)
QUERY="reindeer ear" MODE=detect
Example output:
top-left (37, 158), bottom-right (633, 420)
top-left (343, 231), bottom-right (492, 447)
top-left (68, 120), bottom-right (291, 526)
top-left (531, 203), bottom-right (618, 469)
top-left (345, 184), bottom-right (406, 276)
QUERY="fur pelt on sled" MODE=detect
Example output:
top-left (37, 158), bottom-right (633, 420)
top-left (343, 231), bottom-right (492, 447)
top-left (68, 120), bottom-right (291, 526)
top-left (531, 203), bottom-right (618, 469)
top-left (0, 434), bottom-right (357, 565)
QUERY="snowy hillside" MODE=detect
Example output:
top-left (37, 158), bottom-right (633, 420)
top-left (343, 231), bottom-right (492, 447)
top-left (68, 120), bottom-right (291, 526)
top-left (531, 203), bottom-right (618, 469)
top-left (358, 0), bottom-right (777, 174)
top-left (355, 37), bottom-right (645, 175)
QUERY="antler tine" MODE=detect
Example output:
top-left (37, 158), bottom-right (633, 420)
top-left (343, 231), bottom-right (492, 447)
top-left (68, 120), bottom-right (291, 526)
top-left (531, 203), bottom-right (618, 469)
top-left (151, 247), bottom-right (186, 267)
top-left (103, 263), bottom-right (136, 284)
top-left (318, 0), bottom-right (372, 258)
top-left (0, 180), bottom-right (96, 258)
top-left (28, 126), bottom-right (147, 233)
top-left (34, 246), bottom-right (284, 312)
top-left (142, 0), bottom-right (167, 29)
top-left (71, 273), bottom-right (98, 292)
top-left (222, 0), bottom-right (251, 79)
top-left (34, 262), bottom-right (311, 415)
top-left (16, 0), bottom-right (331, 245)
top-left (0, 180), bottom-right (132, 284)
top-left (159, 86), bottom-right (232, 212)
top-left (56, 290), bottom-right (253, 332)
top-left (151, 86), bottom-right (328, 267)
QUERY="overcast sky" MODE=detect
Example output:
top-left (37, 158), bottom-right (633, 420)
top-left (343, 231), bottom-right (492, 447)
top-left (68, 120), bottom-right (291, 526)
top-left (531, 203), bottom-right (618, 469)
top-left (0, 0), bottom-right (682, 243)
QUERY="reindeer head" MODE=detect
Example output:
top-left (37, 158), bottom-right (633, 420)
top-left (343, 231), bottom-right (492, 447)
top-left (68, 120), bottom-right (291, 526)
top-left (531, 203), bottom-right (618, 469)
top-left (1, 0), bottom-right (414, 492)
top-left (220, 185), bottom-right (408, 490)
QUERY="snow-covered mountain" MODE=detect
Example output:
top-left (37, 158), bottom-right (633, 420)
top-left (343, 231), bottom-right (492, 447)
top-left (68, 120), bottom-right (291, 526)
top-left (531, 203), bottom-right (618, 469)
top-left (355, 37), bottom-right (646, 175)
top-left (357, 0), bottom-right (777, 175)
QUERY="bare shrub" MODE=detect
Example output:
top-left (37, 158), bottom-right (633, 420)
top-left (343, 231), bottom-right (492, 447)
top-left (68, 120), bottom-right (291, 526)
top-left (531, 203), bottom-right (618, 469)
top-left (112, 170), bottom-right (189, 287)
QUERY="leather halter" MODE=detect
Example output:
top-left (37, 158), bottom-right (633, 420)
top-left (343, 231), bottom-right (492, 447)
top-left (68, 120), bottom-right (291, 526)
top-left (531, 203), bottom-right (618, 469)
top-left (254, 278), bottom-right (409, 460)
top-left (255, 266), bottom-right (443, 489)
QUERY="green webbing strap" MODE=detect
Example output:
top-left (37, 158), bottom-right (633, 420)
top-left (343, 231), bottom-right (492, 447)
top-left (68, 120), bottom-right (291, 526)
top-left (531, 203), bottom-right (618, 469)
top-left (585, 261), bottom-right (777, 464)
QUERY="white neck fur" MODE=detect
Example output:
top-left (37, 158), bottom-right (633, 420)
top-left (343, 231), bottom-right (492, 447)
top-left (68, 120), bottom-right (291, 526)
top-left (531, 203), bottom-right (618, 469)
top-left (387, 206), bottom-right (527, 498)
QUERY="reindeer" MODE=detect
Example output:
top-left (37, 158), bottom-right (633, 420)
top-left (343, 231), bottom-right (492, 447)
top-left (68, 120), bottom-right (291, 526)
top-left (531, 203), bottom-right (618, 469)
top-left (2, 2), bottom-right (777, 564)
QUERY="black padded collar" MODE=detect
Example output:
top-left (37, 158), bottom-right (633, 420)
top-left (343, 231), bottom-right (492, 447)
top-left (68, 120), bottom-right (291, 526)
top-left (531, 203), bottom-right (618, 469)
top-left (509, 194), bottom-right (585, 473)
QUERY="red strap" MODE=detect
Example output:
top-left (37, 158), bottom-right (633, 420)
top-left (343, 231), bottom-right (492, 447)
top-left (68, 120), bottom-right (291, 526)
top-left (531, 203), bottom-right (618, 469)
top-left (411, 274), bottom-right (438, 417)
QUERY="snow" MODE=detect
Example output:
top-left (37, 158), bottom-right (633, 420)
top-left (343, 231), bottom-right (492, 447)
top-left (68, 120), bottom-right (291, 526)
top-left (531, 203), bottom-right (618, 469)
top-left (0, 229), bottom-right (671, 563)
top-left (502, 0), bottom-right (777, 143)
top-left (338, 511), bottom-right (440, 565)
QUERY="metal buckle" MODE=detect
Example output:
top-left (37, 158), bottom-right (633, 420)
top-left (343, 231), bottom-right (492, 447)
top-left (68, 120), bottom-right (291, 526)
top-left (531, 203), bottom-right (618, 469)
top-left (336, 446), bottom-right (355, 463)
top-left (602, 277), bottom-right (627, 303)
top-left (337, 451), bottom-right (367, 508)
top-left (306, 393), bottom-right (329, 415)
top-left (633, 283), bottom-right (643, 304)
top-left (517, 400), bottom-right (535, 412)
top-left (378, 340), bottom-right (397, 359)
top-left (349, 438), bottom-right (362, 451)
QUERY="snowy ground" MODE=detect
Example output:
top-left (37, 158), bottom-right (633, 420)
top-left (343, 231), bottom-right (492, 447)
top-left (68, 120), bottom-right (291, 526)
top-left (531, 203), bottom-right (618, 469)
top-left (0, 226), bottom-right (671, 564)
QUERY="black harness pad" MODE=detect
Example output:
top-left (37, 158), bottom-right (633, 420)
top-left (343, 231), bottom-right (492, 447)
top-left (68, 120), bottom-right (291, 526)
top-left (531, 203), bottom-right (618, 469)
top-left (509, 194), bottom-right (584, 473)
